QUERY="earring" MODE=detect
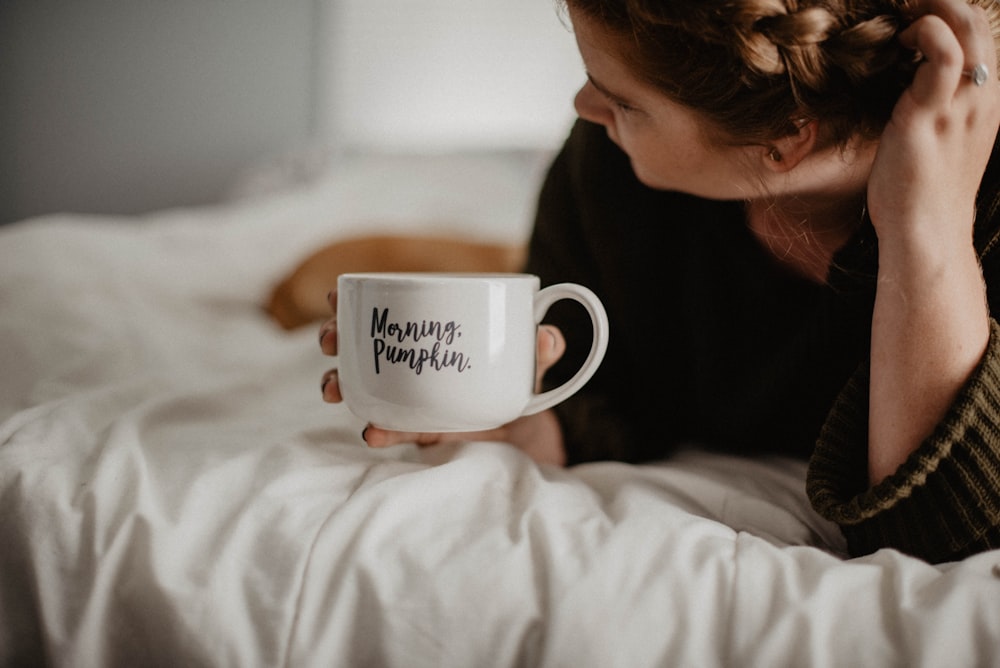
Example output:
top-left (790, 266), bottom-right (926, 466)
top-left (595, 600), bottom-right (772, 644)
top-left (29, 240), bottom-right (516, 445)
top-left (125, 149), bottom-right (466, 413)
top-left (768, 147), bottom-right (782, 162)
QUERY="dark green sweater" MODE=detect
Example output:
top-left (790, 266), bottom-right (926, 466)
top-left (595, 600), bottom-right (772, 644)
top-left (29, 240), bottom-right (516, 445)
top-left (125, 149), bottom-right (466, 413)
top-left (527, 119), bottom-right (1000, 563)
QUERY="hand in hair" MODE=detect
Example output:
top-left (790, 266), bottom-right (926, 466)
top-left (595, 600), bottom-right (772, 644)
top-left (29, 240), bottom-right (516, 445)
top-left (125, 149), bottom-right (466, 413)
top-left (867, 0), bottom-right (999, 237)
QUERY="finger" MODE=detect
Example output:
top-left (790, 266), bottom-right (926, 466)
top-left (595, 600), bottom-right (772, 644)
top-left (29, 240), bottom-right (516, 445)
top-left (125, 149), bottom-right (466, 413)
top-left (899, 15), bottom-right (965, 104)
top-left (319, 317), bottom-right (338, 355)
top-left (362, 424), bottom-right (508, 448)
top-left (327, 289), bottom-right (338, 311)
top-left (363, 426), bottom-right (443, 448)
top-left (902, 0), bottom-right (995, 75)
top-left (905, 0), bottom-right (988, 49)
top-left (321, 368), bottom-right (343, 403)
top-left (535, 325), bottom-right (567, 391)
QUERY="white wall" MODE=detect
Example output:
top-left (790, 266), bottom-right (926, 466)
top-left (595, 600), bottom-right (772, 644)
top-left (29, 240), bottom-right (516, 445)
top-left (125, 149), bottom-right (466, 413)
top-left (322, 0), bottom-right (583, 152)
top-left (0, 0), bottom-right (584, 224)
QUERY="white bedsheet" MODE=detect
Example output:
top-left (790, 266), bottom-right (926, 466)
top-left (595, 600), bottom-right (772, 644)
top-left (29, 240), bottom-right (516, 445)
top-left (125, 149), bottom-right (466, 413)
top-left (2, 154), bottom-right (999, 667)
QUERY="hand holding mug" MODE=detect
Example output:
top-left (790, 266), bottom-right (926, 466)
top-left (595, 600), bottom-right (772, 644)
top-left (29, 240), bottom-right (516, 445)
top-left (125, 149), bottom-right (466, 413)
top-left (319, 273), bottom-right (610, 460)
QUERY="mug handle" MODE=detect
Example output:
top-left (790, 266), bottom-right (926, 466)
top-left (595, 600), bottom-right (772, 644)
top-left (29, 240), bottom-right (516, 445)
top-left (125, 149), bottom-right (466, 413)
top-left (522, 283), bottom-right (609, 416)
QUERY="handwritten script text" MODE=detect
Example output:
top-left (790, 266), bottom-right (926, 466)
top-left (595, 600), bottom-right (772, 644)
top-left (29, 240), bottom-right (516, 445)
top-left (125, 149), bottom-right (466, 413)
top-left (369, 307), bottom-right (471, 375)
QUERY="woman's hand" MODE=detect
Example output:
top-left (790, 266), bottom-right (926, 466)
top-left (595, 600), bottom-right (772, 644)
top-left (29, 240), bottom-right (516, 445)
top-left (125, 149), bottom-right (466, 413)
top-left (319, 289), bottom-right (569, 466)
top-left (865, 0), bottom-right (998, 483)
top-left (867, 0), bottom-right (999, 240)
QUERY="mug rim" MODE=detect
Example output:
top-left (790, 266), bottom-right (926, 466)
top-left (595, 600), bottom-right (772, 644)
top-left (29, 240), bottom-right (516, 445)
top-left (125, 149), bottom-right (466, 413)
top-left (339, 272), bottom-right (537, 281)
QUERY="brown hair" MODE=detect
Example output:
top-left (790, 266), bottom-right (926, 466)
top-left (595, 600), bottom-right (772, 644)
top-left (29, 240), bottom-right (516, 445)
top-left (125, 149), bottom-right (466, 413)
top-left (566, 0), bottom-right (1000, 147)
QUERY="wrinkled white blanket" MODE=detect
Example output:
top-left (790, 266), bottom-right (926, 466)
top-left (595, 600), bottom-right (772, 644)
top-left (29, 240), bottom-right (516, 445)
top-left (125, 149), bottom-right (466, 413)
top-left (2, 154), bottom-right (999, 667)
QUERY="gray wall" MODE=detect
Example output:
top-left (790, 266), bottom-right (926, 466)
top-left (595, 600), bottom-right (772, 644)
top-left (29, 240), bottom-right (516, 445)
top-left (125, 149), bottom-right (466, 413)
top-left (0, 0), bottom-right (320, 224)
top-left (0, 0), bottom-right (582, 225)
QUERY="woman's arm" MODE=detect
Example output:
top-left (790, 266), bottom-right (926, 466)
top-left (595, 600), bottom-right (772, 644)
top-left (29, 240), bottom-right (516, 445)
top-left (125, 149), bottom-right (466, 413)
top-left (865, 0), bottom-right (1000, 484)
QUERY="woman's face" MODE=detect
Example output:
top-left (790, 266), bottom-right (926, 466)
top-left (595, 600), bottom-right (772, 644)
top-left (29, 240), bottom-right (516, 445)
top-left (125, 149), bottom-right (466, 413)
top-left (570, 8), bottom-right (763, 199)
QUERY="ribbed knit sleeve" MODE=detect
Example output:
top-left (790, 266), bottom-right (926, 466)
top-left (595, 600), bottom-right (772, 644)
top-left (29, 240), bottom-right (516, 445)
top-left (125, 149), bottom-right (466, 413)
top-left (807, 320), bottom-right (1000, 563)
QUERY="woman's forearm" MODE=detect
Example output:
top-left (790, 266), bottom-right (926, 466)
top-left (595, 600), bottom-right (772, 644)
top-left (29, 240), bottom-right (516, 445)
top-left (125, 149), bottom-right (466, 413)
top-left (868, 232), bottom-right (990, 484)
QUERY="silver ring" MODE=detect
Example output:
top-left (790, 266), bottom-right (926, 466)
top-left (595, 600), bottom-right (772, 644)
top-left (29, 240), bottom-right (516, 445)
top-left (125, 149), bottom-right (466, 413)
top-left (964, 63), bottom-right (990, 87)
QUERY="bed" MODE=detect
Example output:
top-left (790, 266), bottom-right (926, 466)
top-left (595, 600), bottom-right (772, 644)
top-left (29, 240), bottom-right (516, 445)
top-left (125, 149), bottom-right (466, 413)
top-left (2, 149), bottom-right (1000, 667)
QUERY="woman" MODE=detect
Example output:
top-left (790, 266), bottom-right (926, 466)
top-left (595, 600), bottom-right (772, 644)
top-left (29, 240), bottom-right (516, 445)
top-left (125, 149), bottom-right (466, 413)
top-left (320, 0), bottom-right (1000, 563)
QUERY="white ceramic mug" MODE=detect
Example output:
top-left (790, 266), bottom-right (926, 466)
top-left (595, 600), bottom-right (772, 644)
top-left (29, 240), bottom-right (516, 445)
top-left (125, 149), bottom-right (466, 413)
top-left (335, 272), bottom-right (609, 432)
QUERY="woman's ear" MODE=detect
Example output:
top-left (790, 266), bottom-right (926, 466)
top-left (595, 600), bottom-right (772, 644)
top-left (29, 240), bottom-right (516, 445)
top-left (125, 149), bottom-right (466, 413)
top-left (761, 119), bottom-right (818, 173)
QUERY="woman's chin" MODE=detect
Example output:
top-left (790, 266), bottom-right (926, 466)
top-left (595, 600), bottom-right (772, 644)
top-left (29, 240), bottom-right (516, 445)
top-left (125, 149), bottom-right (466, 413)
top-left (630, 162), bottom-right (669, 191)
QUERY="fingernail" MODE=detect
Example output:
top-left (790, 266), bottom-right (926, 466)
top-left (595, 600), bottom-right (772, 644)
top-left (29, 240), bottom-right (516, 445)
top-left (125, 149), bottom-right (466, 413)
top-left (541, 325), bottom-right (557, 350)
top-left (320, 369), bottom-right (335, 396)
top-left (319, 321), bottom-right (335, 347)
top-left (361, 426), bottom-right (369, 441)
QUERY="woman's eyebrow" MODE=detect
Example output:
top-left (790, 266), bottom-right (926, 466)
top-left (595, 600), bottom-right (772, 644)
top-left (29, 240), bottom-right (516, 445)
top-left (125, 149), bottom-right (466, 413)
top-left (587, 72), bottom-right (639, 107)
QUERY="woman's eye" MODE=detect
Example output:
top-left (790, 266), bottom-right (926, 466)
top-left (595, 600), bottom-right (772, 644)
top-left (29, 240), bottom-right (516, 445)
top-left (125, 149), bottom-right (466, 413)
top-left (609, 98), bottom-right (641, 116)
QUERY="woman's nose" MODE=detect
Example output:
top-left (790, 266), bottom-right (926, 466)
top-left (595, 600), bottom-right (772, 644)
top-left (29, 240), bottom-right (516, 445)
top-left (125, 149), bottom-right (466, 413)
top-left (574, 81), bottom-right (613, 126)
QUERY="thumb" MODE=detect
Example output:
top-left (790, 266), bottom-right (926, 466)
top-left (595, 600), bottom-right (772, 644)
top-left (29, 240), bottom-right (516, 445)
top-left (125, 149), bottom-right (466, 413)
top-left (535, 325), bottom-right (567, 391)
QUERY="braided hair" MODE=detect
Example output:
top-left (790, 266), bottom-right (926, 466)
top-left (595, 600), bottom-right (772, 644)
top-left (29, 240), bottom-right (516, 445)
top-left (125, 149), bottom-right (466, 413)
top-left (566, 0), bottom-right (999, 147)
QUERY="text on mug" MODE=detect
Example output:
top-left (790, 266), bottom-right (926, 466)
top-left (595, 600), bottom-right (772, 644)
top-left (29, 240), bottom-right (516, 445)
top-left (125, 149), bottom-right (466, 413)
top-left (370, 307), bottom-right (472, 375)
